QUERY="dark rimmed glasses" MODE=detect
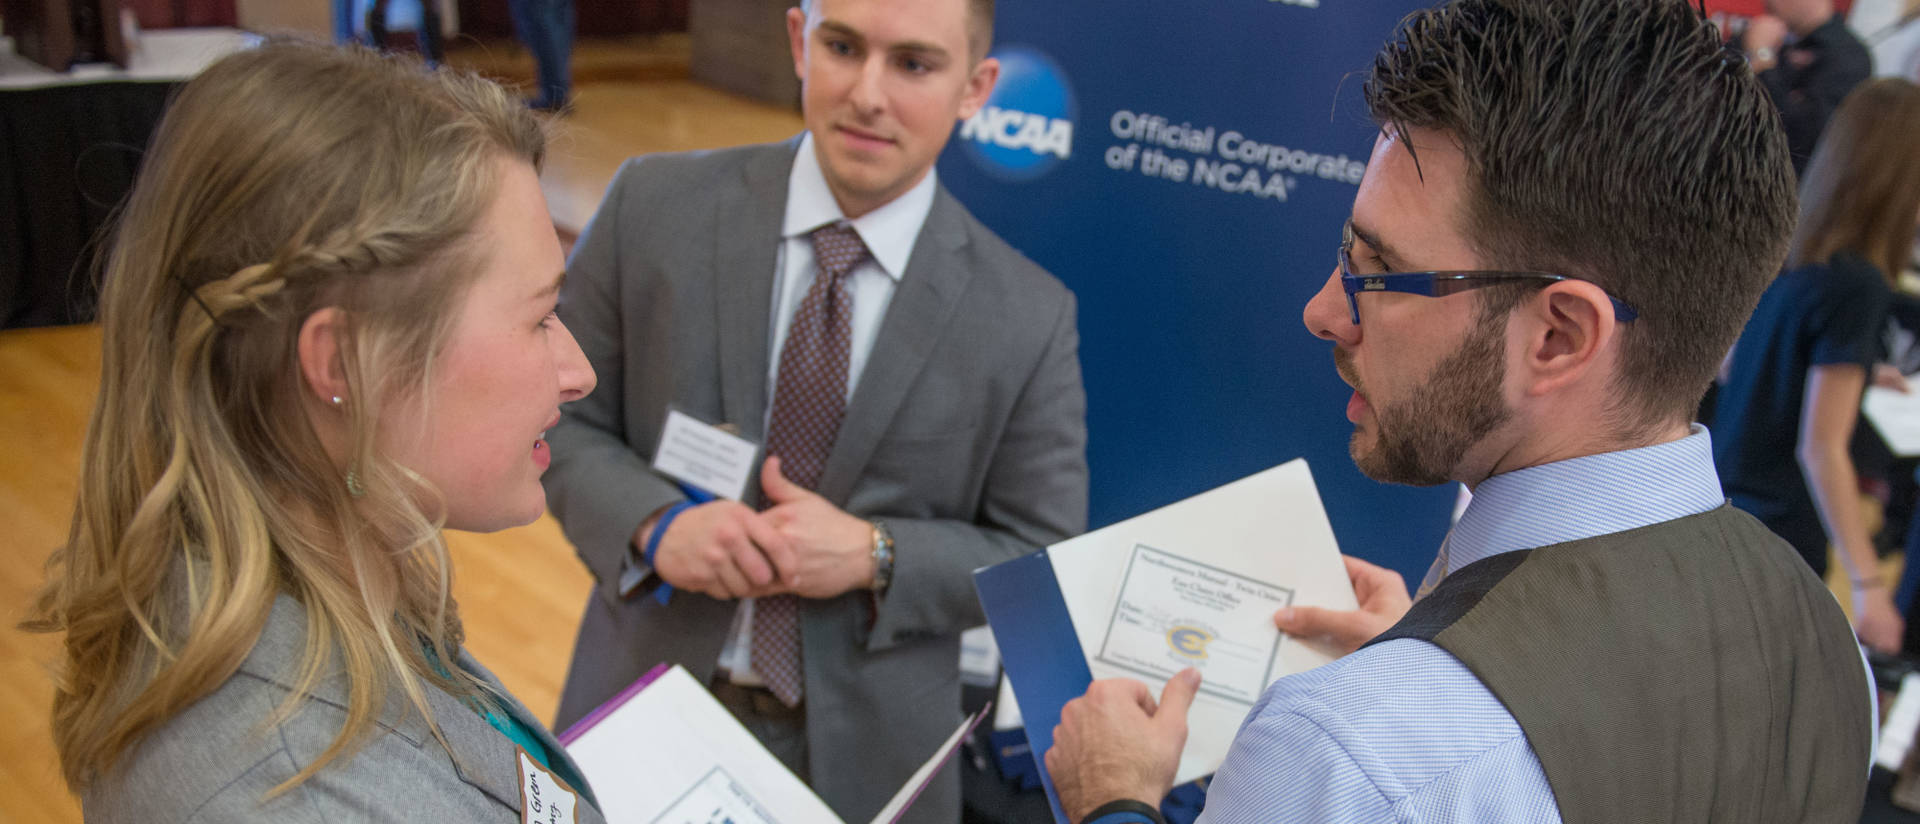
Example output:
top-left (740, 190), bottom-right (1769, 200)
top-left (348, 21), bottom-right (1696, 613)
top-left (1337, 223), bottom-right (1640, 325)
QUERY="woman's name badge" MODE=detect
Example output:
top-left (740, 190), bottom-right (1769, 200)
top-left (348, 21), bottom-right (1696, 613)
top-left (651, 408), bottom-right (760, 501)
top-left (517, 748), bottom-right (578, 824)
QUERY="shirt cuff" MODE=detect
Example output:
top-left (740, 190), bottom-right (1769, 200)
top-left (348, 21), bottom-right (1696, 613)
top-left (617, 551), bottom-right (652, 599)
top-left (618, 543), bottom-right (674, 605)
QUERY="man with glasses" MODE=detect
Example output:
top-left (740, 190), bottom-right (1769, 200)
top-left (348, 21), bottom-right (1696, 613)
top-left (1041, 0), bottom-right (1874, 821)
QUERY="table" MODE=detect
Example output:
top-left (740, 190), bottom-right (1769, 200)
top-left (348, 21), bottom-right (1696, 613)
top-left (1, 28), bottom-right (255, 328)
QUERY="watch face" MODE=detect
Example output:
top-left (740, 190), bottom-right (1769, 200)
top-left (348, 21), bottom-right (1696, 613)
top-left (872, 523), bottom-right (896, 591)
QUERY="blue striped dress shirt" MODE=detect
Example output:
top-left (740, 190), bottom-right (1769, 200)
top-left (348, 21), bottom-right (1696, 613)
top-left (1188, 426), bottom-right (1731, 823)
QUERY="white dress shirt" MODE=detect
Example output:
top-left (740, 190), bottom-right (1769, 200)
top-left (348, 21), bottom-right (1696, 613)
top-left (718, 132), bottom-right (939, 685)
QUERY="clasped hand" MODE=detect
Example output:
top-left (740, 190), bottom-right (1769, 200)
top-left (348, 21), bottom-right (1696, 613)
top-left (644, 456), bottom-right (875, 600)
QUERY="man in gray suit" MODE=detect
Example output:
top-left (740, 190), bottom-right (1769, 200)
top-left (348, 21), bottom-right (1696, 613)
top-left (541, 0), bottom-right (1088, 821)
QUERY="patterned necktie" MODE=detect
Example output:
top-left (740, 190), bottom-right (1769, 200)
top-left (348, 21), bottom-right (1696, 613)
top-left (752, 221), bottom-right (868, 707)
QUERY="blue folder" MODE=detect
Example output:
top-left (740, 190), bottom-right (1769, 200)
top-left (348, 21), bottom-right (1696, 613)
top-left (974, 549), bottom-right (1094, 824)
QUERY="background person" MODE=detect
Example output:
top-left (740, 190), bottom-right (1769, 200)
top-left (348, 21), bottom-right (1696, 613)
top-left (1713, 77), bottom-right (1920, 654)
top-left (24, 42), bottom-right (601, 822)
top-left (1742, 0), bottom-right (1873, 175)
top-left (512, 0), bottom-right (576, 112)
top-left (365, 0), bottom-right (446, 66)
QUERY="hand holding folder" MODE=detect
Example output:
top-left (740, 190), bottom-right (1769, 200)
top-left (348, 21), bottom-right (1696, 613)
top-left (975, 459), bottom-right (1359, 822)
top-left (1045, 669), bottom-right (1202, 822)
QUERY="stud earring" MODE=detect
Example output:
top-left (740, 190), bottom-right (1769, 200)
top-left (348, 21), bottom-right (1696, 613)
top-left (330, 395), bottom-right (343, 406)
top-left (345, 467), bottom-right (366, 498)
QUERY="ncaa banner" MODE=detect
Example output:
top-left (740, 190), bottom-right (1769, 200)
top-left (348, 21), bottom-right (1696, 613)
top-left (937, 0), bottom-right (1450, 586)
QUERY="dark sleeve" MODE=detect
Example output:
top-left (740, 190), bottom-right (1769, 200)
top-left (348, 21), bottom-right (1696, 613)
top-left (1081, 799), bottom-right (1169, 824)
top-left (1808, 259), bottom-right (1891, 368)
top-left (1761, 29), bottom-right (1872, 167)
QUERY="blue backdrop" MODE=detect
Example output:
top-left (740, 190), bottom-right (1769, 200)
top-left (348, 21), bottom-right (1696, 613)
top-left (937, 0), bottom-right (1453, 586)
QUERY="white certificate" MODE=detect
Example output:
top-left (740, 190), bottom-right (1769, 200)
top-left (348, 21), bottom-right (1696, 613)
top-left (1094, 545), bottom-right (1291, 705)
top-left (566, 665), bottom-right (986, 824)
top-left (1043, 459), bottom-right (1359, 784)
top-left (651, 767), bottom-right (781, 824)
top-left (1864, 386), bottom-right (1920, 457)
top-left (567, 667), bottom-right (839, 824)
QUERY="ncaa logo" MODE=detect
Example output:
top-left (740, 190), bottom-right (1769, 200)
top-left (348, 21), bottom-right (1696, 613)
top-left (958, 45), bottom-right (1075, 181)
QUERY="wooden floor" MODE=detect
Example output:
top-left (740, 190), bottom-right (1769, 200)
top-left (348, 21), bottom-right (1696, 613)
top-left (0, 38), bottom-right (800, 820)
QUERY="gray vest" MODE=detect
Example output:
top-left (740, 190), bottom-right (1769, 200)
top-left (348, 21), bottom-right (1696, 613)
top-left (1368, 504), bottom-right (1870, 823)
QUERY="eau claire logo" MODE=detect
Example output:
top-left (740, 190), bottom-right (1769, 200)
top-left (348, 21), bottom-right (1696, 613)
top-left (1166, 625), bottom-right (1215, 660)
top-left (957, 45), bottom-right (1075, 182)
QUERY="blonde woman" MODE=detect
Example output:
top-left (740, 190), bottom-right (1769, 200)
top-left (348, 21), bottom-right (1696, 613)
top-left (1713, 78), bottom-right (1920, 653)
top-left (24, 42), bottom-right (602, 821)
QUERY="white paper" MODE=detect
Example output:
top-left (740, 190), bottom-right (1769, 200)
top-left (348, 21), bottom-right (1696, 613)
top-left (1046, 459), bottom-right (1358, 784)
top-left (566, 665), bottom-right (982, 824)
top-left (959, 625), bottom-right (1002, 687)
top-left (651, 767), bottom-right (782, 824)
top-left (652, 409), bottom-right (761, 500)
top-left (866, 707), bottom-right (988, 824)
top-left (1864, 386), bottom-right (1920, 457)
top-left (994, 679), bottom-right (1024, 731)
top-left (1877, 672), bottom-right (1920, 771)
top-left (566, 666), bottom-right (840, 824)
top-left (1093, 545), bottom-right (1293, 704)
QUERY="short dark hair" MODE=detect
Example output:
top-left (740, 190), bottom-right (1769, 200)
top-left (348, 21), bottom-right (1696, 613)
top-left (1365, 0), bottom-right (1795, 430)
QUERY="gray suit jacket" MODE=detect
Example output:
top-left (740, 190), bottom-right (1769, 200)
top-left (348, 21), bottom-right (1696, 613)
top-left (84, 595), bottom-right (604, 824)
top-left (544, 137), bottom-right (1088, 823)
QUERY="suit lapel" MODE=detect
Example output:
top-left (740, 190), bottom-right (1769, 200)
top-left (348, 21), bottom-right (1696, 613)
top-left (241, 596), bottom-right (438, 750)
top-left (713, 139), bottom-right (798, 445)
top-left (817, 185), bottom-right (975, 504)
top-left (238, 597), bottom-right (604, 822)
top-left (455, 653), bottom-right (608, 823)
top-left (419, 680), bottom-right (529, 813)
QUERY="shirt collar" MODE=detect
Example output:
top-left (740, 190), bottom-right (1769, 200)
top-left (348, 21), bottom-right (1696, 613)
top-left (1444, 424), bottom-right (1726, 572)
top-left (781, 131), bottom-right (937, 283)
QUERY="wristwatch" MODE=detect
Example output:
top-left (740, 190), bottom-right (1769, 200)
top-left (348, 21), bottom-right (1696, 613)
top-left (869, 520), bottom-right (896, 593)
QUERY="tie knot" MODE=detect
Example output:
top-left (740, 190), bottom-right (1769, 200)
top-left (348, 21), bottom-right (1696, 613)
top-left (809, 222), bottom-right (870, 279)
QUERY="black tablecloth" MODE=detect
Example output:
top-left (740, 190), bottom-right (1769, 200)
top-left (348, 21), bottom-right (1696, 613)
top-left (1, 79), bottom-right (175, 329)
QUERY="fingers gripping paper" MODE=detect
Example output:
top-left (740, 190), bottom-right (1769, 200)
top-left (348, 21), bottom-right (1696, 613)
top-left (975, 459), bottom-right (1359, 820)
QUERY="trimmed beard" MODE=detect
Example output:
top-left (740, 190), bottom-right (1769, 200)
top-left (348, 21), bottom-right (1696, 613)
top-left (1338, 320), bottom-right (1511, 486)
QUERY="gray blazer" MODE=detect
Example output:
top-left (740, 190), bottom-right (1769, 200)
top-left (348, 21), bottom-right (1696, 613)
top-left (83, 595), bottom-right (605, 824)
top-left (544, 137), bottom-right (1089, 823)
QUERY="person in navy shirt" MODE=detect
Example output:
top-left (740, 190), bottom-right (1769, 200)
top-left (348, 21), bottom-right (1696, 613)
top-left (1711, 78), bottom-right (1920, 655)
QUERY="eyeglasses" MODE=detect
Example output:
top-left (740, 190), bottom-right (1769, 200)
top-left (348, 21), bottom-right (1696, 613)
top-left (1337, 222), bottom-right (1639, 326)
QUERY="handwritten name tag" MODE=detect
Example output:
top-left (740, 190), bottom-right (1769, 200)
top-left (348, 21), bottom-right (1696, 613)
top-left (518, 749), bottom-right (578, 824)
